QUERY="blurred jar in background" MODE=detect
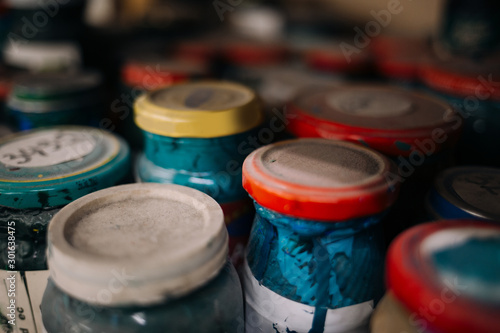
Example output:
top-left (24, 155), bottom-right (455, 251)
top-left (118, 55), bottom-right (211, 150)
top-left (380, 219), bottom-right (500, 333)
top-left (134, 81), bottom-right (263, 267)
top-left (420, 56), bottom-right (500, 167)
top-left (7, 71), bottom-right (103, 130)
top-left (3, 0), bottom-right (86, 71)
top-left (426, 166), bottom-right (500, 221)
top-left (287, 84), bottom-right (462, 241)
top-left (371, 35), bottom-right (431, 88)
top-left (436, 0), bottom-right (500, 58)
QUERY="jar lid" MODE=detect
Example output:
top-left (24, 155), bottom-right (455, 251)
top-left (288, 85), bottom-right (460, 157)
top-left (7, 71), bottom-right (102, 113)
top-left (371, 36), bottom-right (431, 81)
top-left (2, 41), bottom-right (82, 72)
top-left (222, 39), bottom-right (288, 66)
top-left (387, 220), bottom-right (500, 333)
top-left (299, 38), bottom-right (370, 73)
top-left (0, 126), bottom-right (130, 209)
top-left (428, 166), bottom-right (500, 221)
top-left (242, 138), bottom-right (399, 221)
top-left (121, 57), bottom-right (209, 89)
top-left (419, 56), bottom-right (500, 100)
top-left (47, 183), bottom-right (228, 306)
top-left (134, 81), bottom-right (263, 138)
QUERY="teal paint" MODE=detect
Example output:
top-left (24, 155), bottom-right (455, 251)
top-left (432, 235), bottom-right (500, 303)
top-left (246, 203), bottom-right (386, 331)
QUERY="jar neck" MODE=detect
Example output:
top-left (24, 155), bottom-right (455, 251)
top-left (254, 202), bottom-right (385, 238)
top-left (143, 131), bottom-right (253, 172)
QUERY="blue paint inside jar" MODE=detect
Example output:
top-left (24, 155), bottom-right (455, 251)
top-left (41, 260), bottom-right (244, 333)
top-left (247, 203), bottom-right (386, 309)
top-left (432, 235), bottom-right (500, 303)
top-left (137, 130), bottom-right (258, 203)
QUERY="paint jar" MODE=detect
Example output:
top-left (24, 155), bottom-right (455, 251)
top-left (118, 57), bottom-right (210, 149)
top-left (419, 57), bottom-right (500, 167)
top-left (371, 36), bottom-right (431, 88)
top-left (386, 219), bottom-right (500, 333)
top-left (40, 183), bottom-right (244, 333)
top-left (7, 71), bottom-right (103, 130)
top-left (0, 126), bottom-right (130, 270)
top-left (134, 81), bottom-right (263, 266)
top-left (221, 38), bottom-right (288, 90)
top-left (242, 138), bottom-right (400, 333)
top-left (426, 166), bottom-right (500, 221)
top-left (287, 84), bottom-right (462, 241)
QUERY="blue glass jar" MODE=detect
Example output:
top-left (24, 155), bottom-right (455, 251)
top-left (41, 184), bottom-right (244, 333)
top-left (0, 126), bottom-right (130, 270)
top-left (387, 219), bottom-right (500, 333)
top-left (426, 166), bottom-right (500, 221)
top-left (134, 81), bottom-right (263, 266)
top-left (242, 139), bottom-right (400, 333)
top-left (6, 71), bottom-right (103, 130)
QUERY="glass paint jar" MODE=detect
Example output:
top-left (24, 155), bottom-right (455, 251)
top-left (387, 220), bottom-right (500, 333)
top-left (118, 56), bottom-right (210, 150)
top-left (134, 81), bottom-right (263, 266)
top-left (41, 183), bottom-right (244, 333)
top-left (0, 126), bottom-right (130, 270)
top-left (242, 139), bottom-right (400, 333)
top-left (7, 71), bottom-right (103, 130)
top-left (426, 166), bottom-right (500, 221)
top-left (287, 85), bottom-right (462, 241)
top-left (419, 57), bottom-right (500, 167)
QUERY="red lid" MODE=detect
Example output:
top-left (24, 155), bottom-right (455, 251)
top-left (287, 85), bottom-right (461, 157)
top-left (0, 65), bottom-right (15, 101)
top-left (121, 58), bottom-right (209, 89)
top-left (419, 56), bottom-right (500, 100)
top-left (371, 36), bottom-right (431, 81)
top-left (174, 39), bottom-right (218, 63)
top-left (387, 220), bottom-right (500, 333)
top-left (242, 138), bottom-right (399, 221)
top-left (222, 39), bottom-right (288, 66)
top-left (302, 40), bottom-right (370, 74)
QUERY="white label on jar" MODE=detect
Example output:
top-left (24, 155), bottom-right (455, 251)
top-left (243, 262), bottom-right (373, 333)
top-left (0, 130), bottom-right (96, 168)
top-left (25, 270), bottom-right (50, 333)
top-left (326, 90), bottom-right (413, 117)
top-left (0, 271), bottom-right (37, 332)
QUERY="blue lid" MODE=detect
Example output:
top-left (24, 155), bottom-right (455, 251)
top-left (427, 166), bottom-right (500, 221)
top-left (0, 126), bottom-right (130, 209)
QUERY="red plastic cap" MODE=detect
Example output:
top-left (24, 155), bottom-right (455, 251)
top-left (242, 138), bottom-right (399, 221)
top-left (287, 85), bottom-right (461, 157)
top-left (302, 41), bottom-right (371, 74)
top-left (222, 40), bottom-right (288, 66)
top-left (419, 56), bottom-right (500, 101)
top-left (121, 58), bottom-right (209, 89)
top-left (387, 220), bottom-right (500, 333)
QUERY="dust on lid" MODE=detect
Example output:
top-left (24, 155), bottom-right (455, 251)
top-left (242, 138), bottom-right (399, 221)
top-left (0, 126), bottom-right (130, 209)
top-left (47, 183), bottom-right (228, 306)
top-left (434, 166), bottom-right (500, 221)
top-left (134, 81), bottom-right (263, 138)
top-left (288, 85), bottom-right (460, 156)
top-left (387, 220), bottom-right (500, 333)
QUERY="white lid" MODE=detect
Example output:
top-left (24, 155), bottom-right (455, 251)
top-left (47, 183), bottom-right (228, 306)
top-left (3, 42), bottom-right (81, 72)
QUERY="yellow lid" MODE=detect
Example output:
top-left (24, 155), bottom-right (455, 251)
top-left (134, 81), bottom-right (263, 137)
